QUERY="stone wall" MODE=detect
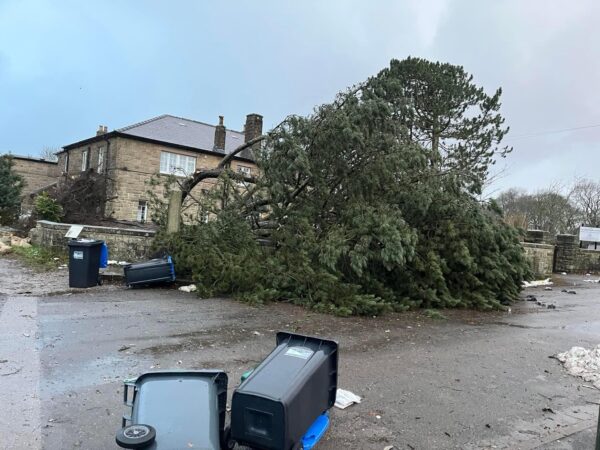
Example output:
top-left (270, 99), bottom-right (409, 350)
top-left (522, 242), bottom-right (555, 277)
top-left (573, 249), bottom-right (600, 273)
top-left (29, 220), bottom-right (156, 261)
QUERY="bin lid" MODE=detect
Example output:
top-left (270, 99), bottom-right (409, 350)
top-left (67, 239), bottom-right (103, 247)
top-left (131, 371), bottom-right (225, 449)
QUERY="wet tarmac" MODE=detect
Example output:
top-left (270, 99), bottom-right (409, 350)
top-left (0, 258), bottom-right (599, 449)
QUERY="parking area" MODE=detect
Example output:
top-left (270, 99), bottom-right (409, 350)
top-left (1, 257), bottom-right (599, 449)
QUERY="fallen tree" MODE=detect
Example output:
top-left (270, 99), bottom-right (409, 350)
top-left (152, 57), bottom-right (531, 315)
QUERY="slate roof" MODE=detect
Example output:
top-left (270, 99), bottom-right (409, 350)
top-left (118, 114), bottom-right (245, 154)
top-left (62, 114), bottom-right (254, 160)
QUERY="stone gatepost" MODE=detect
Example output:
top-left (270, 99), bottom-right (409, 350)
top-left (554, 234), bottom-right (578, 273)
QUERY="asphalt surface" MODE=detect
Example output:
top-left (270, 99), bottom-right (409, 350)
top-left (1, 257), bottom-right (599, 449)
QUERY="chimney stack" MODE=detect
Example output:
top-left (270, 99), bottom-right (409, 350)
top-left (213, 115), bottom-right (226, 151)
top-left (244, 114), bottom-right (263, 148)
top-left (96, 125), bottom-right (108, 136)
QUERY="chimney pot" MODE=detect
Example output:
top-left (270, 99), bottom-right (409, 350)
top-left (96, 125), bottom-right (106, 136)
top-left (219, 115), bottom-right (224, 126)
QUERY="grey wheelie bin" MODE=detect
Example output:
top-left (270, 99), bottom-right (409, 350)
top-left (230, 332), bottom-right (338, 450)
top-left (116, 370), bottom-right (228, 449)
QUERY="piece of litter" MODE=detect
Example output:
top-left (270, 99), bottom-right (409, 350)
top-left (118, 345), bottom-right (132, 352)
top-left (384, 446), bottom-right (394, 450)
top-left (385, 329), bottom-right (390, 333)
top-left (334, 388), bottom-right (362, 409)
top-left (523, 278), bottom-right (553, 288)
top-left (542, 407), bottom-right (555, 414)
top-left (375, 415), bottom-right (381, 420)
top-left (583, 279), bottom-right (600, 283)
top-left (252, 331), bottom-right (261, 336)
top-left (22, 333), bottom-right (30, 337)
top-left (544, 287), bottom-right (553, 291)
top-left (561, 272), bottom-right (567, 275)
top-left (178, 284), bottom-right (197, 293)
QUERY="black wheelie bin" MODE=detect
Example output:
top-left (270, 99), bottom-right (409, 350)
top-left (230, 332), bottom-right (338, 450)
top-left (67, 239), bottom-right (104, 288)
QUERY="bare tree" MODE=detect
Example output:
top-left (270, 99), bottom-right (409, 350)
top-left (570, 178), bottom-right (600, 227)
top-left (497, 185), bottom-right (579, 234)
top-left (40, 146), bottom-right (59, 162)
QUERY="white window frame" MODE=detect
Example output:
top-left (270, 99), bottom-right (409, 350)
top-left (159, 151), bottom-right (196, 176)
top-left (81, 149), bottom-right (88, 171)
top-left (137, 201), bottom-right (148, 223)
top-left (97, 146), bottom-right (105, 173)
top-left (237, 165), bottom-right (251, 176)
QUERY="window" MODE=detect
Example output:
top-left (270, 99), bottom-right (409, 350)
top-left (97, 147), bottom-right (105, 173)
top-left (237, 165), bottom-right (251, 176)
top-left (137, 201), bottom-right (148, 223)
top-left (159, 151), bottom-right (196, 176)
top-left (81, 149), bottom-right (89, 171)
top-left (236, 165), bottom-right (251, 185)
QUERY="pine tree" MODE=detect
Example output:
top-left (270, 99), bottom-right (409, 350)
top-left (0, 155), bottom-right (24, 225)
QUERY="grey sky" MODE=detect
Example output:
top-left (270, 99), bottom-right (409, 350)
top-left (1, 0), bottom-right (598, 195)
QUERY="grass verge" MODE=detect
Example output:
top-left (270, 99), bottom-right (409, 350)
top-left (10, 245), bottom-right (68, 271)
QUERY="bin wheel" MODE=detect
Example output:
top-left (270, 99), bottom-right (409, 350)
top-left (98, 275), bottom-right (103, 286)
top-left (292, 443), bottom-right (304, 450)
top-left (115, 424), bottom-right (156, 449)
top-left (221, 425), bottom-right (236, 449)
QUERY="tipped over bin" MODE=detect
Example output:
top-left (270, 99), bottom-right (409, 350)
top-left (117, 371), bottom-right (228, 449)
top-left (231, 332), bottom-right (338, 450)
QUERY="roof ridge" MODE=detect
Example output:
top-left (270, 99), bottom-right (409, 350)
top-left (163, 114), bottom-right (245, 135)
top-left (117, 114), bottom-right (170, 132)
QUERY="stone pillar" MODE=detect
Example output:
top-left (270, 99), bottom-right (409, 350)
top-left (554, 234), bottom-right (578, 273)
top-left (166, 191), bottom-right (182, 234)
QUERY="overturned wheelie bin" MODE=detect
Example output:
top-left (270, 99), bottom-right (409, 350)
top-left (115, 370), bottom-right (228, 449)
top-left (231, 332), bottom-right (338, 450)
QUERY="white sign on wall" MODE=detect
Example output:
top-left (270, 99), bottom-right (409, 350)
top-left (579, 226), bottom-right (600, 242)
top-left (65, 225), bottom-right (84, 239)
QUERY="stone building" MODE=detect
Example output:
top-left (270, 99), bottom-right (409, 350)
top-left (10, 156), bottom-right (59, 210)
top-left (56, 114), bottom-right (261, 222)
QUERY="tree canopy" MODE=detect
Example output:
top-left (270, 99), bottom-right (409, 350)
top-left (152, 58), bottom-right (530, 315)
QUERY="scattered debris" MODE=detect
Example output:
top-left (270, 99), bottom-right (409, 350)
top-left (335, 388), bottom-right (362, 409)
top-left (583, 279), bottom-right (600, 283)
top-left (525, 295), bottom-right (537, 302)
top-left (547, 304), bottom-right (556, 309)
top-left (118, 345), bottom-right (133, 352)
top-left (542, 407), bottom-right (555, 414)
top-left (561, 272), bottom-right (568, 275)
top-left (523, 278), bottom-right (553, 288)
top-left (567, 290), bottom-right (577, 295)
top-left (178, 284), bottom-right (197, 293)
top-left (0, 241), bottom-right (12, 255)
top-left (556, 345), bottom-right (600, 389)
top-left (252, 331), bottom-right (262, 336)
top-left (384, 446), bottom-right (395, 450)
top-left (544, 287), bottom-right (553, 291)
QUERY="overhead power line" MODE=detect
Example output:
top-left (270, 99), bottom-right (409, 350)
top-left (506, 123), bottom-right (600, 142)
